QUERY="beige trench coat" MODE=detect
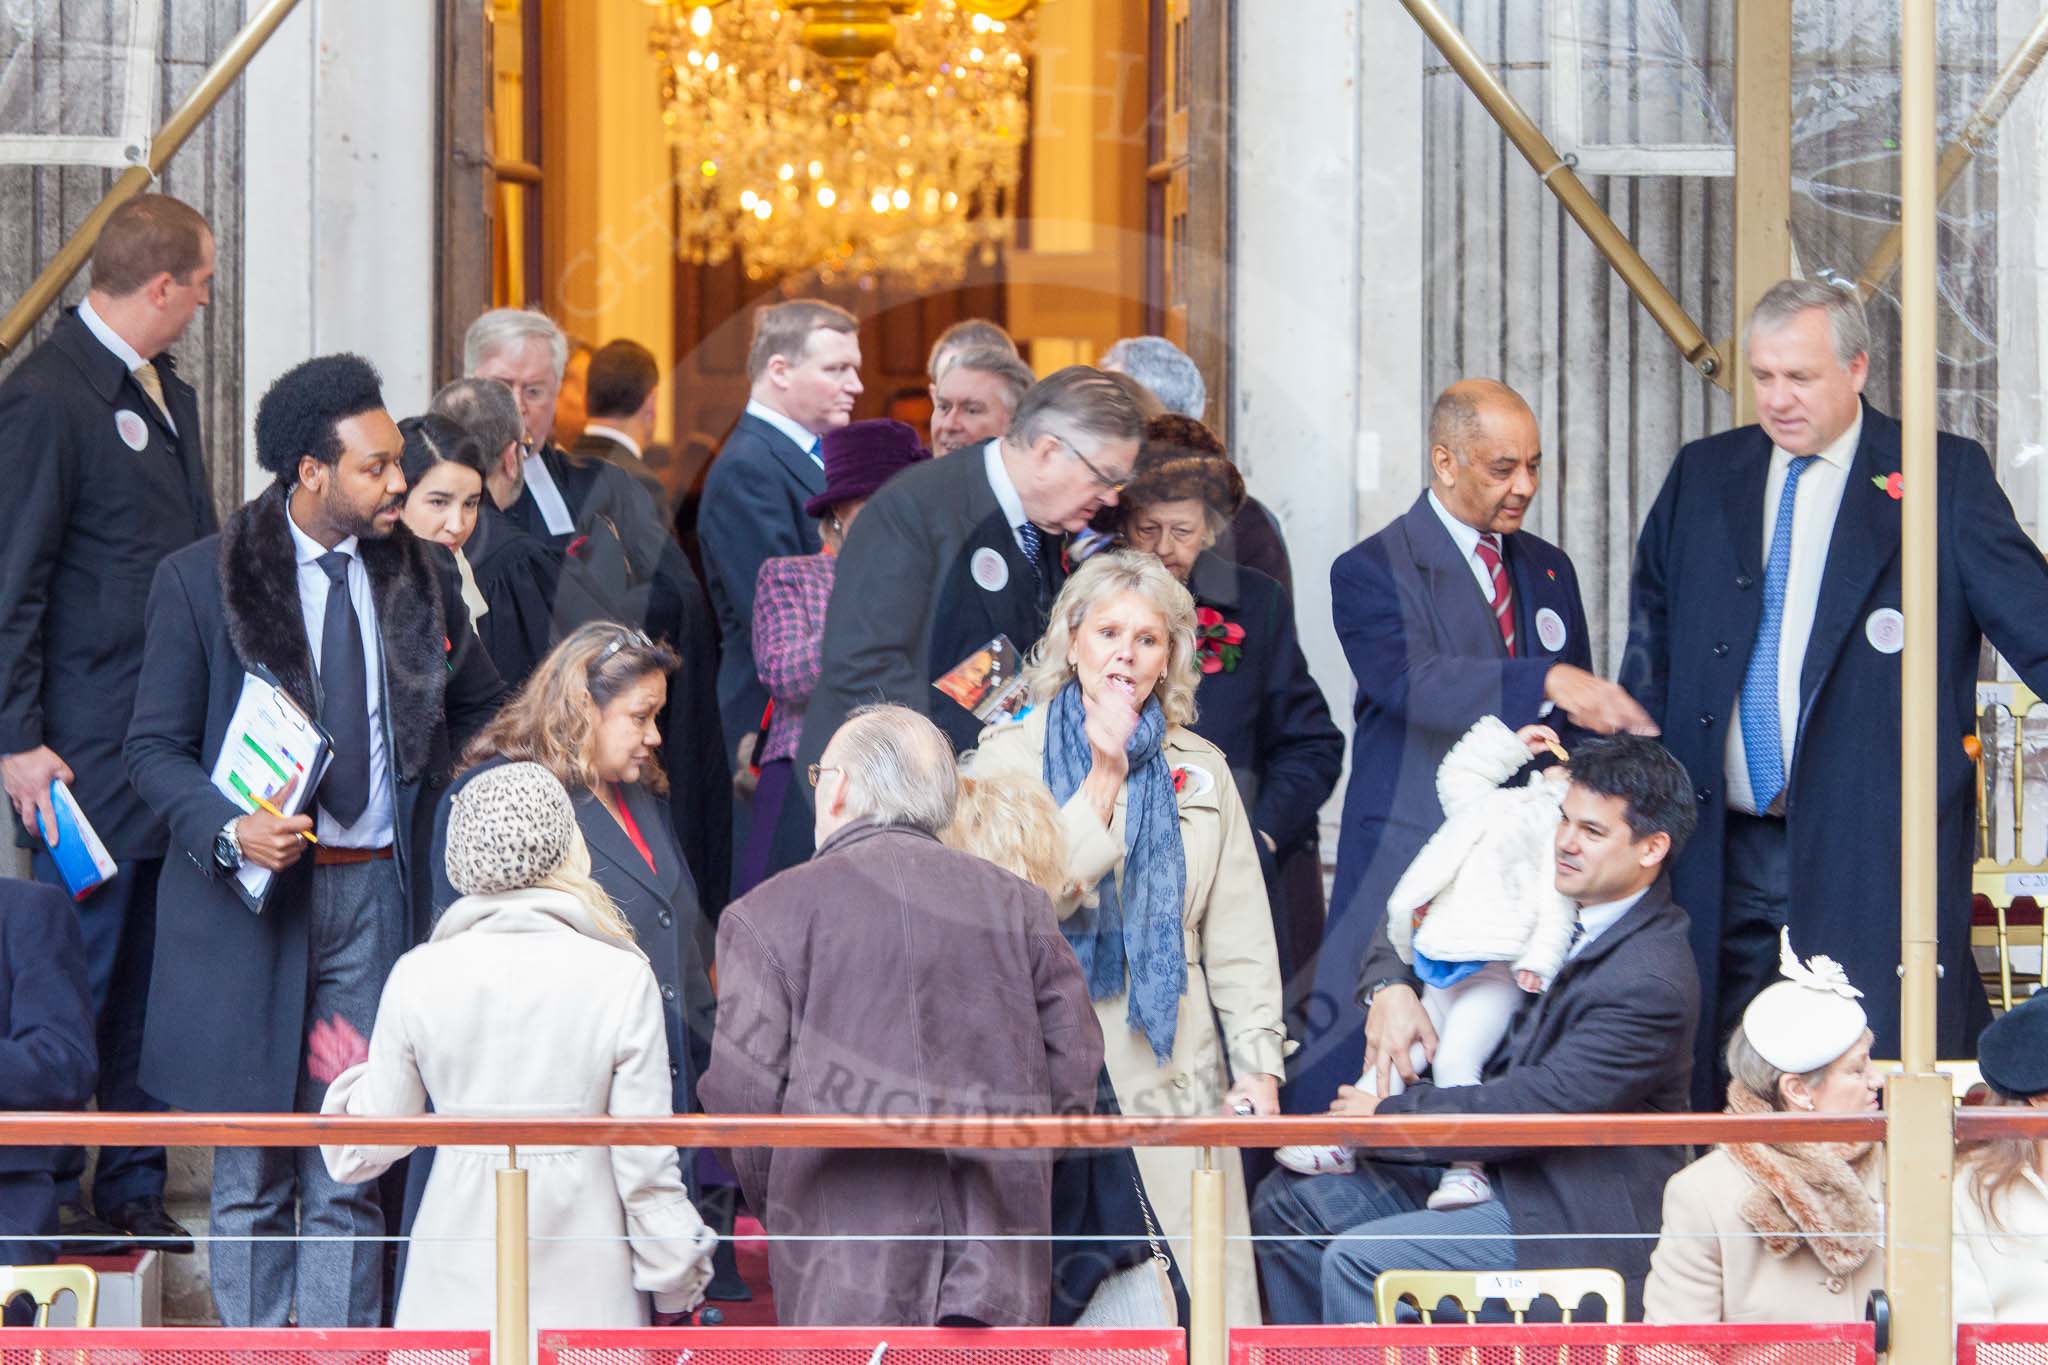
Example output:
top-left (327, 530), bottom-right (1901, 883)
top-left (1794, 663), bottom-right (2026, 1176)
top-left (970, 708), bottom-right (1290, 1326)
top-left (321, 888), bottom-right (715, 1334)
top-left (1643, 1148), bottom-right (1884, 1324)
top-left (1953, 1159), bottom-right (2048, 1322)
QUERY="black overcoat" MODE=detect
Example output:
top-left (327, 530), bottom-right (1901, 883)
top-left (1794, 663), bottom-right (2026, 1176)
top-left (123, 483), bottom-right (505, 1112)
top-left (1620, 401), bottom-right (2048, 1101)
top-left (0, 309), bottom-right (217, 856)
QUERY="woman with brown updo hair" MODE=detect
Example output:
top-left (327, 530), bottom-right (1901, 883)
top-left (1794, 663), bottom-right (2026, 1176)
top-left (1117, 414), bottom-right (1343, 1008)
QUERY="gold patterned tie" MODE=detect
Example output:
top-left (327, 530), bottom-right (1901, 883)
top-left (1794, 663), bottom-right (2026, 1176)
top-left (132, 361), bottom-right (170, 425)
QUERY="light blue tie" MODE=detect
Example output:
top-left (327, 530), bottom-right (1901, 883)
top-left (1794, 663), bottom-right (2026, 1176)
top-left (1740, 455), bottom-right (1818, 812)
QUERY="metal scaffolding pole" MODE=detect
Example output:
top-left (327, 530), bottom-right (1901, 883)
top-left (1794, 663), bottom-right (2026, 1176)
top-left (1885, 1), bottom-right (1955, 1359)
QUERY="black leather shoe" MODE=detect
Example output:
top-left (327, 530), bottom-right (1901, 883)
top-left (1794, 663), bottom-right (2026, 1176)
top-left (104, 1196), bottom-right (194, 1254)
top-left (57, 1200), bottom-right (135, 1256)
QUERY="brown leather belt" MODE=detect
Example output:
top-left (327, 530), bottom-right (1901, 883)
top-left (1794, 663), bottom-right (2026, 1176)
top-left (314, 844), bottom-right (394, 867)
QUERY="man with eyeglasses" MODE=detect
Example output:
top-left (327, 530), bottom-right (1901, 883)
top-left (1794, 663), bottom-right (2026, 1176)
top-left (795, 366), bottom-right (1147, 780)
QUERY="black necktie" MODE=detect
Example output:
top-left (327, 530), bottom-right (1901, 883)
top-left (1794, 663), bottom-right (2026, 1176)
top-left (316, 551), bottom-right (371, 826)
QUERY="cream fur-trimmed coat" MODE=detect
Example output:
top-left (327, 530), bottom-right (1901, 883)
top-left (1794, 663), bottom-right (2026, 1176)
top-left (321, 888), bottom-right (715, 1332)
top-left (969, 707), bottom-right (1289, 1327)
top-left (1386, 715), bottom-right (1576, 982)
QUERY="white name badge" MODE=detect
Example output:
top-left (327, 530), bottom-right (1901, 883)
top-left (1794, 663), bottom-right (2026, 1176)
top-left (114, 409), bottom-right (149, 452)
top-left (970, 546), bottom-right (1009, 593)
top-left (1865, 607), bottom-right (1905, 655)
top-left (1534, 606), bottom-right (1567, 653)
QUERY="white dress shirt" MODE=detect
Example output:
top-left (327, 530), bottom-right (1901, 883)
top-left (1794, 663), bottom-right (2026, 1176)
top-left (1723, 408), bottom-right (1864, 815)
top-left (744, 399), bottom-right (823, 468)
top-left (581, 421), bottom-right (643, 460)
top-left (982, 438), bottom-right (1037, 557)
top-left (285, 507), bottom-right (394, 847)
top-left (1568, 887), bottom-right (1649, 960)
top-left (78, 296), bottom-right (175, 434)
top-left (1427, 489), bottom-right (1495, 601)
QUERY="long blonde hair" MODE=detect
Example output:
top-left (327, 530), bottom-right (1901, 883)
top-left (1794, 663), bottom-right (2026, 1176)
top-left (534, 824), bottom-right (636, 945)
top-left (943, 772), bottom-right (1067, 899)
top-left (1023, 550), bottom-right (1200, 726)
top-left (463, 622), bottom-right (681, 795)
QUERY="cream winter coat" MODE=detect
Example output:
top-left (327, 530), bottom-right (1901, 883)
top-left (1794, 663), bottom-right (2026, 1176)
top-left (321, 887), bottom-right (715, 1332)
top-left (1953, 1158), bottom-right (2048, 1321)
top-left (1386, 715), bottom-right (1575, 981)
top-left (969, 707), bottom-right (1289, 1327)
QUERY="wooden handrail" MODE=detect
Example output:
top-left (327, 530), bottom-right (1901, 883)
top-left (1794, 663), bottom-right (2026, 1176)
top-left (0, 1110), bottom-right (1904, 1148)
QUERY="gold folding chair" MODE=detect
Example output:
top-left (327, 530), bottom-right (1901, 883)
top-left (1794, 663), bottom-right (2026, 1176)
top-left (0, 1264), bottom-right (98, 1326)
top-left (1373, 1267), bottom-right (1625, 1325)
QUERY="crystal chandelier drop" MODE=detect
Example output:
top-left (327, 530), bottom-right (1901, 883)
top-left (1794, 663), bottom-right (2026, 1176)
top-left (654, 1), bottom-right (1036, 287)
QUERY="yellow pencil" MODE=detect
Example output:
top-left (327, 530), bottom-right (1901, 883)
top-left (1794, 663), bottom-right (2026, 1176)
top-left (253, 793), bottom-right (319, 843)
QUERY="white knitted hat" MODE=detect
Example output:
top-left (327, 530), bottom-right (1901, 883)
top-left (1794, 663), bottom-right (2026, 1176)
top-left (444, 761), bottom-right (577, 896)
top-left (1741, 928), bottom-right (1869, 1074)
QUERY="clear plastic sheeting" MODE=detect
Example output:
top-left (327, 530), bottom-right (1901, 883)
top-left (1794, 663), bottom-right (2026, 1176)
top-left (0, 0), bottom-right (161, 167)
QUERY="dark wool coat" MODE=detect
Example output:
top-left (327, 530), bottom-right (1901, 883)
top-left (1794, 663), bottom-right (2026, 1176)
top-left (699, 822), bottom-right (1104, 1327)
top-left (0, 309), bottom-right (217, 857)
top-left (1372, 876), bottom-right (1700, 1318)
top-left (124, 482), bottom-right (505, 1112)
top-left (0, 878), bottom-right (96, 1268)
top-left (1620, 401), bottom-right (2048, 1103)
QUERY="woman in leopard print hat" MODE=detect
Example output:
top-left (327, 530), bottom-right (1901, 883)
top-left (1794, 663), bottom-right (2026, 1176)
top-left (313, 760), bottom-right (715, 1334)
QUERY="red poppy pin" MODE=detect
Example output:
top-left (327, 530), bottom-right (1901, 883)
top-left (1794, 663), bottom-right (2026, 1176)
top-left (444, 635), bottom-right (456, 671)
top-left (1171, 767), bottom-right (1188, 793)
top-left (1546, 568), bottom-right (1557, 580)
top-left (1194, 606), bottom-right (1246, 674)
top-left (1873, 472), bottom-right (1903, 500)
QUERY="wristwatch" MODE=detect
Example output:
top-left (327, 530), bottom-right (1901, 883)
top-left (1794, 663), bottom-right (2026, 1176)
top-left (213, 818), bottom-right (243, 872)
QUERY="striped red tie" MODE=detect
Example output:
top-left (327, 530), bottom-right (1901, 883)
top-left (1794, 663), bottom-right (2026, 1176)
top-left (1475, 534), bottom-right (1516, 656)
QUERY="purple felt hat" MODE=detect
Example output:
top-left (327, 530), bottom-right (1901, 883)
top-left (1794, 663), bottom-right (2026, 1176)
top-left (805, 418), bottom-right (931, 518)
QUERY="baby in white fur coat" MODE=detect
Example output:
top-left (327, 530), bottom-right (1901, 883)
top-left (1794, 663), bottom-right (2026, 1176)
top-left (1278, 715), bottom-right (1573, 1210)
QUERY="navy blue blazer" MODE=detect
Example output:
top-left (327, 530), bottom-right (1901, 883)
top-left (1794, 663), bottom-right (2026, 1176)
top-left (0, 879), bottom-right (95, 1266)
top-left (1291, 493), bottom-right (1592, 1113)
top-left (1371, 876), bottom-right (1699, 1318)
top-left (699, 413), bottom-right (826, 754)
top-left (0, 310), bottom-right (217, 858)
top-left (1619, 402), bottom-right (2048, 1102)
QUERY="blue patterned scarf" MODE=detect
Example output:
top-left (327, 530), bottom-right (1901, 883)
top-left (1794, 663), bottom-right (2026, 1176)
top-left (1042, 679), bottom-right (1188, 1062)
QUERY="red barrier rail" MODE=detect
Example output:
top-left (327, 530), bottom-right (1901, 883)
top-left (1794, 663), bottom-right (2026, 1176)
top-left (540, 1327), bottom-right (1185, 1365)
top-left (1230, 1323), bottom-right (1876, 1364)
top-left (0, 1329), bottom-right (489, 1365)
top-left (1957, 1323), bottom-right (2048, 1363)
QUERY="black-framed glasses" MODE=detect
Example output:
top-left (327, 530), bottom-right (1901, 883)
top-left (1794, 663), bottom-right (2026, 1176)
top-left (592, 627), bottom-right (654, 672)
top-left (1054, 434), bottom-right (1130, 494)
top-left (807, 763), bottom-right (841, 788)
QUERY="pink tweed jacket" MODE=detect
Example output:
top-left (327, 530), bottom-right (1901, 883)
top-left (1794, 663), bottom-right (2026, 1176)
top-left (751, 551), bottom-right (837, 764)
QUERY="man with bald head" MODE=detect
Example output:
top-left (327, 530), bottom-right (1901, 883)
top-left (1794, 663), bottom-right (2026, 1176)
top-left (1291, 378), bottom-right (1655, 1114)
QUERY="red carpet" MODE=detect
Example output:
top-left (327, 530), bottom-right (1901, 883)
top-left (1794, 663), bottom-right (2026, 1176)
top-left (701, 1213), bottom-right (776, 1325)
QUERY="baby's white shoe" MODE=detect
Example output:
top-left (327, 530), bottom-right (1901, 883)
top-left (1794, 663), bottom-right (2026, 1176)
top-left (1275, 1145), bottom-right (1356, 1176)
top-left (1425, 1164), bottom-right (1492, 1210)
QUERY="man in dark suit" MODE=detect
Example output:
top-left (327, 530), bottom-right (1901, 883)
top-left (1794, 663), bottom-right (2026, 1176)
top-left (124, 354), bottom-right (504, 1327)
top-left (575, 338), bottom-right (670, 511)
top-left (464, 311), bottom-right (732, 912)
top-left (0, 194), bottom-right (218, 1254)
top-left (1293, 380), bottom-right (1655, 1115)
top-left (1255, 736), bottom-right (1701, 1322)
top-left (797, 365), bottom-right (1147, 770)
top-left (0, 879), bottom-right (98, 1279)
top-left (700, 299), bottom-right (864, 760)
top-left (1620, 278), bottom-right (2048, 1105)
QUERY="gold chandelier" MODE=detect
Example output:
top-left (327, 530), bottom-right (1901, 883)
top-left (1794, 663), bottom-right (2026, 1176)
top-left (653, 1), bottom-right (1038, 287)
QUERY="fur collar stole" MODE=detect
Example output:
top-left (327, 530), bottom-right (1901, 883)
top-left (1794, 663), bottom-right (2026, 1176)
top-left (1721, 1082), bottom-right (1882, 1275)
top-left (217, 481), bottom-right (450, 781)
